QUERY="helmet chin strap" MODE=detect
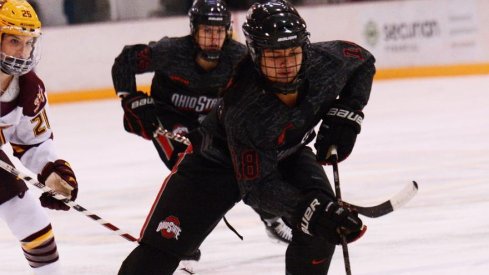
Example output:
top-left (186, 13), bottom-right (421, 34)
top-left (199, 49), bottom-right (221, 62)
top-left (0, 52), bottom-right (34, 76)
top-left (263, 75), bottom-right (304, 95)
top-left (0, 67), bottom-right (9, 75)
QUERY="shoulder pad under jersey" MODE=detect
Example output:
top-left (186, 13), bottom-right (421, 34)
top-left (18, 71), bottom-right (47, 116)
top-left (222, 39), bottom-right (247, 64)
top-left (309, 40), bottom-right (375, 63)
top-left (151, 35), bottom-right (195, 55)
top-left (150, 36), bottom-right (196, 69)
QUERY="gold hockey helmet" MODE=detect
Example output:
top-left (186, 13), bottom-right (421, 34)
top-left (0, 0), bottom-right (42, 75)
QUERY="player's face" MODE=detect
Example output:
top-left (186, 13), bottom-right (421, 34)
top-left (195, 25), bottom-right (226, 52)
top-left (260, 47), bottom-right (303, 83)
top-left (1, 34), bottom-right (35, 59)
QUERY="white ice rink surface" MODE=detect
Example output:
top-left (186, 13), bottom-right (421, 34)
top-left (1, 75), bottom-right (488, 274)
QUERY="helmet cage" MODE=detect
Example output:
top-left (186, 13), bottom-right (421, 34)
top-left (0, 32), bottom-right (41, 76)
top-left (243, 1), bottom-right (309, 94)
top-left (189, 0), bottom-right (231, 61)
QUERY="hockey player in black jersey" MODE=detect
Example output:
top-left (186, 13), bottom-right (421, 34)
top-left (113, 0), bottom-right (292, 260)
top-left (112, 0), bottom-right (243, 170)
top-left (118, 1), bottom-right (375, 274)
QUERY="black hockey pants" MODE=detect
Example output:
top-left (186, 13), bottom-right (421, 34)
top-left (119, 146), bottom-right (337, 275)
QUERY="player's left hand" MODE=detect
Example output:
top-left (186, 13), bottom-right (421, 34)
top-left (38, 160), bottom-right (78, 211)
top-left (315, 104), bottom-right (363, 165)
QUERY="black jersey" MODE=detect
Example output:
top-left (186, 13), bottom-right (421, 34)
top-left (112, 35), bottom-right (246, 131)
top-left (195, 40), bottom-right (375, 218)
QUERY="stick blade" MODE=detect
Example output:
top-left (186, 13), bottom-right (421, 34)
top-left (343, 181), bottom-right (418, 218)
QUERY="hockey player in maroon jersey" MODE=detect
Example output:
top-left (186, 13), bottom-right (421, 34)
top-left (0, 1), bottom-right (78, 274)
top-left (112, 0), bottom-right (293, 250)
top-left (118, 1), bottom-right (374, 274)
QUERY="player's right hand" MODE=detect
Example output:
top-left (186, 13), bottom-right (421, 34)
top-left (121, 91), bottom-right (158, 140)
top-left (38, 160), bottom-right (78, 211)
top-left (297, 193), bottom-right (366, 245)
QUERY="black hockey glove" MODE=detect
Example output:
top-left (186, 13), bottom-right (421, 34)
top-left (315, 104), bottom-right (364, 165)
top-left (297, 193), bottom-right (366, 245)
top-left (121, 91), bottom-right (157, 140)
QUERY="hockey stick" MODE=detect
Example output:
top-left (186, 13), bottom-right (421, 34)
top-left (153, 126), bottom-right (191, 146)
top-left (328, 146), bottom-right (353, 275)
top-left (153, 121), bottom-right (418, 219)
top-left (342, 181), bottom-right (418, 218)
top-left (153, 118), bottom-right (191, 146)
top-left (0, 159), bottom-right (138, 242)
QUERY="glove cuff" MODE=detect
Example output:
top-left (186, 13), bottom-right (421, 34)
top-left (121, 91), bottom-right (154, 109)
top-left (296, 193), bottom-right (333, 236)
top-left (325, 104), bottom-right (364, 134)
top-left (38, 159), bottom-right (78, 198)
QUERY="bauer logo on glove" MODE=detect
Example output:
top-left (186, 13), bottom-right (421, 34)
top-left (121, 91), bottom-right (158, 140)
top-left (326, 107), bottom-right (363, 125)
top-left (130, 97), bottom-right (154, 109)
top-left (315, 104), bottom-right (364, 165)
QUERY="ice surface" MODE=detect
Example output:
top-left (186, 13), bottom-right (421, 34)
top-left (1, 75), bottom-right (488, 274)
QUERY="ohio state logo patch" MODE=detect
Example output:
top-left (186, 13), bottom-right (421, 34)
top-left (156, 216), bottom-right (182, 240)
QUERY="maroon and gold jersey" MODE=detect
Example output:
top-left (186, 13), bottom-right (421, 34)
top-left (0, 72), bottom-right (58, 203)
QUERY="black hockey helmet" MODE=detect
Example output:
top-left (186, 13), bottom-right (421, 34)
top-left (189, 0), bottom-right (231, 36)
top-left (242, 0), bottom-right (309, 63)
top-left (242, 0), bottom-right (309, 94)
top-left (188, 0), bottom-right (232, 61)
